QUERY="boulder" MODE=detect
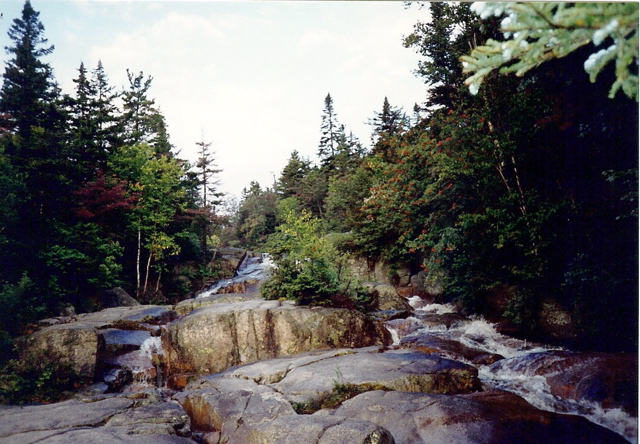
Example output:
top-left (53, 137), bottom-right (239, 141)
top-left (102, 287), bottom-right (140, 308)
top-left (363, 282), bottom-right (412, 312)
top-left (222, 347), bottom-right (481, 404)
top-left (175, 375), bottom-right (295, 443)
top-left (18, 322), bottom-right (100, 378)
top-left (163, 300), bottom-right (391, 375)
top-left (19, 306), bottom-right (177, 379)
top-left (247, 415), bottom-right (394, 444)
top-left (326, 390), bottom-right (628, 444)
top-left (410, 270), bottom-right (444, 301)
top-left (216, 247), bottom-right (249, 272)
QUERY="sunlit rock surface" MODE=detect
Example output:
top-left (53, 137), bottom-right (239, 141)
top-left (162, 300), bottom-right (391, 376)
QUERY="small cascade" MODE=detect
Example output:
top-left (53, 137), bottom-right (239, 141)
top-left (131, 335), bottom-right (166, 387)
top-left (197, 252), bottom-right (273, 298)
top-left (386, 300), bottom-right (637, 443)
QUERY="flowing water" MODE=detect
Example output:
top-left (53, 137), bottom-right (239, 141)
top-left (106, 253), bottom-right (274, 391)
top-left (98, 254), bottom-right (636, 442)
top-left (197, 253), bottom-right (274, 298)
top-left (385, 297), bottom-right (637, 443)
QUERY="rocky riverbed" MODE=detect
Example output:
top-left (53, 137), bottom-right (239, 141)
top-left (0, 252), bottom-right (636, 443)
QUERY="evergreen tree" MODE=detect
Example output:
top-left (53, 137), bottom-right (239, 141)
top-left (318, 93), bottom-right (341, 168)
top-left (276, 150), bottom-right (311, 199)
top-left (368, 97), bottom-right (407, 158)
top-left (194, 137), bottom-right (223, 258)
top-left (0, 0), bottom-right (76, 317)
top-left (66, 62), bottom-right (102, 179)
top-left (121, 70), bottom-right (157, 147)
top-left (404, 2), bottom-right (489, 109)
top-left (91, 60), bottom-right (122, 153)
top-left (0, 0), bottom-right (59, 143)
top-left (463, 3), bottom-right (639, 101)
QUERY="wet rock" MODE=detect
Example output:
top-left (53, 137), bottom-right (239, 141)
top-left (414, 312), bottom-right (468, 328)
top-left (174, 293), bottom-right (260, 317)
top-left (369, 310), bottom-right (411, 322)
top-left (103, 368), bottom-right (134, 392)
top-left (490, 351), bottom-right (638, 416)
top-left (224, 347), bottom-right (480, 404)
top-left (247, 415), bottom-right (395, 444)
top-left (326, 390), bottom-right (628, 444)
top-left (163, 300), bottom-right (391, 376)
top-left (384, 317), bottom-right (426, 340)
top-left (363, 282), bottom-right (412, 312)
top-left (470, 353), bottom-right (504, 365)
top-left (401, 333), bottom-right (504, 364)
top-left (18, 306), bottom-right (176, 380)
top-left (175, 375), bottom-right (295, 443)
top-left (101, 328), bottom-right (152, 355)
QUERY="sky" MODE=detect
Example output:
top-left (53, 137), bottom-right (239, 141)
top-left (0, 1), bottom-right (431, 200)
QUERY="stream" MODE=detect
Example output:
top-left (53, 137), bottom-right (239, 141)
top-left (385, 298), bottom-right (637, 443)
top-left (114, 253), bottom-right (635, 443)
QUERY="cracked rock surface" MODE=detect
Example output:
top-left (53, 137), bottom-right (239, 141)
top-left (0, 390), bottom-right (193, 444)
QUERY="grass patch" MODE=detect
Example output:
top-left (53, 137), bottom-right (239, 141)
top-left (292, 381), bottom-right (391, 414)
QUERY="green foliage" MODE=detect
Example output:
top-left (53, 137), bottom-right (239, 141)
top-left (463, 2), bottom-right (639, 100)
top-left (324, 164), bottom-right (372, 233)
top-left (235, 181), bottom-right (278, 249)
top-left (262, 203), bottom-right (371, 310)
top-left (292, 377), bottom-right (391, 414)
top-left (0, 273), bottom-right (45, 337)
top-left (0, 348), bottom-right (89, 404)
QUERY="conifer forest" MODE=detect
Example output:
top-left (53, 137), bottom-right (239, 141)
top-left (0, 0), bottom-right (637, 368)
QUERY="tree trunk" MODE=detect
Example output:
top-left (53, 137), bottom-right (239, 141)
top-left (143, 251), bottom-right (152, 297)
top-left (136, 228), bottom-right (141, 297)
top-left (155, 269), bottom-right (162, 295)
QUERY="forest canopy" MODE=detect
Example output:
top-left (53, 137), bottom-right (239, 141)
top-left (0, 1), bottom-right (637, 358)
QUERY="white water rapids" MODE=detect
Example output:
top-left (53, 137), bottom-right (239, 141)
top-left (384, 297), bottom-right (637, 443)
top-left (197, 253), bottom-right (274, 298)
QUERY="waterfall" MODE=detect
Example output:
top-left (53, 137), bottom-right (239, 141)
top-left (197, 252), bottom-right (273, 299)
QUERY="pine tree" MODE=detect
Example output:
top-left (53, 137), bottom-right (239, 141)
top-left (277, 150), bottom-right (311, 199)
top-left (318, 93), bottom-right (341, 168)
top-left (121, 70), bottom-right (157, 146)
top-left (0, 1), bottom-right (74, 300)
top-left (0, 0), bottom-right (59, 144)
top-left (403, 2), bottom-right (485, 109)
top-left (67, 62), bottom-right (101, 177)
top-left (194, 137), bottom-right (223, 258)
top-left (369, 97), bottom-right (406, 136)
top-left (91, 60), bottom-right (122, 153)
